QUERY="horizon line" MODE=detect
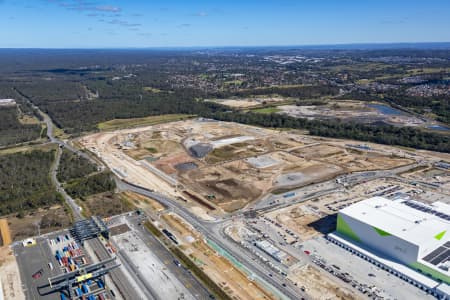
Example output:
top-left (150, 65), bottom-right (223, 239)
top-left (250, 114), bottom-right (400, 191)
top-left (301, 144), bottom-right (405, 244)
top-left (1, 41), bottom-right (450, 51)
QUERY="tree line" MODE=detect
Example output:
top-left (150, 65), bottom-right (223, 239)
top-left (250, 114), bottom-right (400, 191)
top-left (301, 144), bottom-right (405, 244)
top-left (205, 110), bottom-right (450, 153)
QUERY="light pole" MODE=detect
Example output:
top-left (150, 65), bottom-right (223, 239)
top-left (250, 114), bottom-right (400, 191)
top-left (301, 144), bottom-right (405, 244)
top-left (34, 221), bottom-right (41, 237)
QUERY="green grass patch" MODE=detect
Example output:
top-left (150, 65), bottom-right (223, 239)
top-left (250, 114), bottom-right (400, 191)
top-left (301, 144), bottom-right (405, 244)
top-left (97, 114), bottom-right (195, 131)
top-left (398, 165), bottom-right (428, 176)
top-left (144, 221), bottom-right (163, 238)
top-left (271, 187), bottom-right (298, 195)
top-left (252, 107), bottom-right (281, 114)
top-left (145, 147), bottom-right (158, 154)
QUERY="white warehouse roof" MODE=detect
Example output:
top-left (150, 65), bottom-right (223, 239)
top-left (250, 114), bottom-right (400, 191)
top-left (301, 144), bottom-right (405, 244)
top-left (340, 197), bottom-right (450, 248)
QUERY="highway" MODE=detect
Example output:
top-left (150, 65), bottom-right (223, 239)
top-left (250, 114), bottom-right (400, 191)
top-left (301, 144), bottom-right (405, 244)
top-left (116, 180), bottom-right (304, 300)
top-left (25, 100), bottom-right (149, 299)
top-left (24, 91), bottom-right (426, 300)
top-left (22, 100), bottom-right (214, 300)
top-left (115, 161), bottom-right (427, 300)
top-left (19, 92), bottom-right (92, 222)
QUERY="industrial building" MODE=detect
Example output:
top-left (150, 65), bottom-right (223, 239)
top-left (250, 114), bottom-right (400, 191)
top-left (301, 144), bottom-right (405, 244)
top-left (329, 196), bottom-right (450, 298)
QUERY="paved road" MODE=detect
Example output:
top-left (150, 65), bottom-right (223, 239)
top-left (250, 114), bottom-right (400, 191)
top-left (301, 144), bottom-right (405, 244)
top-left (15, 91), bottom-right (92, 221)
top-left (21, 96), bottom-right (142, 298)
top-left (117, 180), bottom-right (302, 300)
top-left (116, 161), bottom-right (426, 300)
top-left (123, 215), bottom-right (212, 299)
top-left (50, 147), bottom-right (83, 221)
top-left (20, 89), bottom-right (425, 300)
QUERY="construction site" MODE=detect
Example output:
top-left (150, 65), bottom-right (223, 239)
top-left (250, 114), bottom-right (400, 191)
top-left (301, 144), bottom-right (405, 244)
top-left (79, 118), bottom-right (414, 214)
top-left (206, 96), bottom-right (289, 108)
top-left (276, 101), bottom-right (438, 129)
top-left (3, 117), bottom-right (450, 300)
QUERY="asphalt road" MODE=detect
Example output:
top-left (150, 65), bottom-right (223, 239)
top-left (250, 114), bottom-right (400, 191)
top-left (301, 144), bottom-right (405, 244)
top-left (23, 93), bottom-right (425, 300)
top-left (24, 95), bottom-right (92, 222)
top-left (25, 101), bottom-right (210, 300)
top-left (115, 163), bottom-right (424, 300)
top-left (124, 214), bottom-right (212, 299)
top-left (50, 147), bottom-right (83, 221)
top-left (117, 180), bottom-right (303, 300)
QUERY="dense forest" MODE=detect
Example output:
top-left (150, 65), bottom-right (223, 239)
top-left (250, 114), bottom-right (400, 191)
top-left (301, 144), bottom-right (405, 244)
top-left (14, 83), bottom-right (450, 152)
top-left (57, 148), bottom-right (115, 199)
top-left (0, 48), bottom-right (449, 153)
top-left (57, 149), bottom-right (98, 183)
top-left (206, 111), bottom-right (450, 153)
top-left (0, 107), bottom-right (42, 147)
top-left (64, 172), bottom-right (116, 199)
top-left (0, 150), bottom-right (62, 216)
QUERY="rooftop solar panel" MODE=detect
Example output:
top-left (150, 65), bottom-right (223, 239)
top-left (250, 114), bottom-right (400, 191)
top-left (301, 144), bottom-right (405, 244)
top-left (402, 200), bottom-right (450, 222)
top-left (423, 246), bottom-right (447, 262)
top-left (429, 250), bottom-right (450, 265)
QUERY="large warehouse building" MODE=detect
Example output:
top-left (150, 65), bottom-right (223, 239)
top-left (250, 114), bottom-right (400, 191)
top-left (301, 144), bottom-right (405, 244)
top-left (329, 196), bottom-right (450, 297)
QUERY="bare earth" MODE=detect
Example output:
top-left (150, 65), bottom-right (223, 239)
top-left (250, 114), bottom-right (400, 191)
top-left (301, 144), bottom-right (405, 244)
top-left (79, 119), bottom-right (417, 217)
top-left (0, 246), bottom-right (25, 300)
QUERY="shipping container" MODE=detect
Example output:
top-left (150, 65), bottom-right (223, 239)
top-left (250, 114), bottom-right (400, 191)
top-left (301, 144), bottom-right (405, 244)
top-left (97, 279), bottom-right (104, 288)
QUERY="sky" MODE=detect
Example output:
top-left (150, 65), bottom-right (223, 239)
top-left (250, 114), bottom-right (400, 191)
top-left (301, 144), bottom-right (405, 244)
top-left (1, 0), bottom-right (450, 48)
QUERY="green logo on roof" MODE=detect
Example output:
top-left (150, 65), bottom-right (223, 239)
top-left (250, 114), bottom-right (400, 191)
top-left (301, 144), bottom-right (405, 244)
top-left (435, 230), bottom-right (446, 240)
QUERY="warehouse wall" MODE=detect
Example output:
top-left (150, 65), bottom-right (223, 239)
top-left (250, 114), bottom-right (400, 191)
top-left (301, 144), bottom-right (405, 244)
top-left (337, 212), bottom-right (419, 264)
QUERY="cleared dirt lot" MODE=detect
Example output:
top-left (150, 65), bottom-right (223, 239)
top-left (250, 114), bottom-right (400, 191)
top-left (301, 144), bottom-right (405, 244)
top-left (0, 219), bottom-right (12, 246)
top-left (0, 246), bottom-right (25, 300)
top-left (265, 203), bottom-right (332, 241)
top-left (80, 119), bottom-right (414, 215)
top-left (160, 213), bottom-right (275, 300)
top-left (292, 144), bottom-right (413, 172)
top-left (77, 191), bottom-right (135, 218)
top-left (207, 96), bottom-right (289, 108)
top-left (277, 100), bottom-right (427, 129)
top-left (5, 205), bottom-right (71, 242)
top-left (288, 264), bottom-right (361, 300)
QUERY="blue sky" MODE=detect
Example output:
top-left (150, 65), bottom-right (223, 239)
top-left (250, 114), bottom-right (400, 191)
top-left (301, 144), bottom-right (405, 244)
top-left (1, 0), bottom-right (449, 48)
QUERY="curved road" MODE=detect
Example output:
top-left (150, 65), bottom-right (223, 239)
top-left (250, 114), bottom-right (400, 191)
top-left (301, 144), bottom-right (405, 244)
top-left (116, 180), bottom-right (303, 300)
top-left (29, 89), bottom-right (423, 300)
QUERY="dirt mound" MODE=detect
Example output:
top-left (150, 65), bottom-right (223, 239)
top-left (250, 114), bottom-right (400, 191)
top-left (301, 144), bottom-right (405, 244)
top-left (204, 178), bottom-right (261, 201)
